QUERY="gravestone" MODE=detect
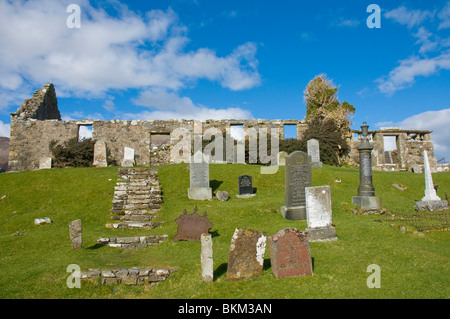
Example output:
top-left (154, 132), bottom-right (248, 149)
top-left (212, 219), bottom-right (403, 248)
top-left (268, 228), bottom-right (313, 278)
top-left (415, 151), bottom-right (448, 211)
top-left (122, 147), bottom-right (135, 167)
top-left (307, 139), bottom-right (322, 168)
top-left (277, 151), bottom-right (288, 166)
top-left (69, 219), bottom-right (82, 250)
top-left (174, 206), bottom-right (213, 242)
top-left (216, 190), bottom-right (229, 201)
top-left (93, 140), bottom-right (108, 167)
top-left (226, 228), bottom-right (267, 281)
top-left (238, 175), bottom-right (253, 195)
top-left (39, 157), bottom-right (52, 169)
top-left (305, 186), bottom-right (337, 242)
top-left (281, 151), bottom-right (312, 220)
top-left (188, 152), bottom-right (212, 200)
top-left (201, 233), bottom-right (214, 283)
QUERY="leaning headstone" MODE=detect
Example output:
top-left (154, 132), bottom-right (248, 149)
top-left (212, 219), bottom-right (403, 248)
top-left (93, 140), bottom-right (108, 167)
top-left (122, 147), bottom-right (135, 167)
top-left (188, 152), bottom-right (212, 200)
top-left (69, 219), bottom-right (83, 250)
top-left (415, 151), bottom-right (448, 211)
top-left (281, 151), bottom-right (312, 220)
top-left (226, 228), bottom-right (267, 281)
top-left (268, 228), bottom-right (313, 278)
top-left (201, 233), bottom-right (214, 283)
top-left (39, 157), bottom-right (52, 169)
top-left (174, 206), bottom-right (213, 242)
top-left (352, 122), bottom-right (382, 210)
top-left (305, 186), bottom-right (338, 242)
top-left (307, 139), bottom-right (323, 168)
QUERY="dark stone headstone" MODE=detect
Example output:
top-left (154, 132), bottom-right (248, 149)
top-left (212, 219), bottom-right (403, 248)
top-left (238, 175), bottom-right (253, 195)
top-left (174, 206), bottom-right (213, 242)
top-left (269, 228), bottom-right (313, 278)
top-left (226, 228), bottom-right (267, 281)
top-left (281, 151), bottom-right (312, 220)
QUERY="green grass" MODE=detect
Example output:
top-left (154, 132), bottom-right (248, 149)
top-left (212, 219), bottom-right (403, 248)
top-left (0, 164), bottom-right (449, 299)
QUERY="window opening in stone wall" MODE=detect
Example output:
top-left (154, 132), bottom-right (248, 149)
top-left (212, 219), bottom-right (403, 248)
top-left (78, 125), bottom-right (93, 141)
top-left (230, 125), bottom-right (244, 141)
top-left (383, 136), bottom-right (398, 164)
top-left (283, 124), bottom-right (297, 140)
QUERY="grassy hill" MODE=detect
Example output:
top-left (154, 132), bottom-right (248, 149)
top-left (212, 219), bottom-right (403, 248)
top-left (0, 163), bottom-right (449, 299)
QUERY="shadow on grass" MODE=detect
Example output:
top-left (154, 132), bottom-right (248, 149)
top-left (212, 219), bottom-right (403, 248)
top-left (86, 243), bottom-right (104, 250)
top-left (210, 180), bottom-right (223, 193)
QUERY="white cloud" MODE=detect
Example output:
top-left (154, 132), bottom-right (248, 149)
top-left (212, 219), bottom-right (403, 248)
top-left (376, 109), bottom-right (450, 160)
top-left (0, 120), bottom-right (10, 137)
top-left (438, 1), bottom-right (450, 30)
top-left (127, 88), bottom-right (252, 121)
top-left (377, 51), bottom-right (450, 94)
top-left (0, 0), bottom-right (260, 104)
top-left (384, 6), bottom-right (435, 29)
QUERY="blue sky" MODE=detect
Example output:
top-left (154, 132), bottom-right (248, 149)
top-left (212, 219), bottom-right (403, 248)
top-left (0, 0), bottom-right (449, 160)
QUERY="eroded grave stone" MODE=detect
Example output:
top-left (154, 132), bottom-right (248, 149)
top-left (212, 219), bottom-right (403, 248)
top-left (307, 139), bottom-right (322, 168)
top-left (93, 140), bottom-right (108, 167)
top-left (281, 151), bottom-right (311, 220)
top-left (69, 219), bottom-right (82, 249)
top-left (277, 151), bottom-right (288, 166)
top-left (39, 157), bottom-right (52, 169)
top-left (226, 228), bottom-right (266, 281)
top-left (174, 206), bottom-right (213, 242)
top-left (122, 147), bottom-right (135, 167)
top-left (305, 186), bottom-right (338, 242)
top-left (201, 233), bottom-right (214, 283)
top-left (268, 228), bottom-right (313, 278)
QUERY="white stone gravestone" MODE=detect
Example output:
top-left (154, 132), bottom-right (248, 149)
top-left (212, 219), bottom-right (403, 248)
top-left (305, 186), bottom-right (337, 242)
top-left (122, 147), bottom-right (135, 167)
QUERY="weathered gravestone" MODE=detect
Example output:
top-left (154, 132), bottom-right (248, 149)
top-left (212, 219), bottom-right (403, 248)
top-left (201, 233), bottom-right (214, 283)
top-left (174, 206), bottom-right (213, 242)
top-left (122, 147), bottom-right (135, 167)
top-left (307, 139), bottom-right (323, 168)
top-left (277, 151), bottom-right (288, 166)
top-left (305, 186), bottom-right (338, 242)
top-left (69, 219), bottom-right (82, 249)
top-left (216, 190), bottom-right (229, 201)
top-left (236, 175), bottom-right (255, 198)
top-left (268, 228), bottom-right (313, 278)
top-left (188, 152), bottom-right (212, 200)
top-left (39, 157), bottom-right (52, 169)
top-left (93, 140), bottom-right (108, 167)
top-left (415, 150), bottom-right (448, 211)
top-left (281, 151), bottom-right (312, 220)
top-left (226, 228), bottom-right (267, 281)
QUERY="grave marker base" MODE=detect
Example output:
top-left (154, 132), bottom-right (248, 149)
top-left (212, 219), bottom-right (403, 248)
top-left (188, 187), bottom-right (212, 200)
top-left (352, 196), bottom-right (382, 210)
top-left (281, 205), bottom-right (306, 220)
top-left (306, 226), bottom-right (337, 242)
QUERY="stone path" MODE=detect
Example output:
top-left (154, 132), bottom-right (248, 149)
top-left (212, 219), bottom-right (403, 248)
top-left (107, 167), bottom-right (163, 230)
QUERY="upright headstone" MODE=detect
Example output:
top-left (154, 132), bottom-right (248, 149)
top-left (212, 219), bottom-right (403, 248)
top-left (69, 219), bottom-right (82, 250)
top-left (93, 140), bottom-right (108, 167)
top-left (269, 228), bottom-right (313, 278)
top-left (305, 186), bottom-right (337, 242)
top-left (39, 157), bottom-right (52, 169)
top-left (122, 147), bottom-right (135, 167)
top-left (201, 233), bottom-right (214, 283)
top-left (415, 151), bottom-right (448, 211)
top-left (226, 228), bottom-right (267, 281)
top-left (188, 152), bottom-right (212, 200)
top-left (277, 151), bottom-right (288, 166)
top-left (238, 175), bottom-right (253, 195)
top-left (307, 139), bottom-right (323, 168)
top-left (352, 122), bottom-right (382, 210)
top-left (281, 151), bottom-right (312, 220)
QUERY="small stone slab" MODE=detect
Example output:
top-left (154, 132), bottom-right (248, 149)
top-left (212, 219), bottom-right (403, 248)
top-left (174, 206), bottom-right (213, 242)
top-left (69, 219), bottom-right (82, 250)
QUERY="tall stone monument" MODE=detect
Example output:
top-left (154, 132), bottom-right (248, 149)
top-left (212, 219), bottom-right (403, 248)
top-left (415, 151), bottom-right (448, 211)
top-left (352, 122), bottom-right (382, 210)
top-left (69, 219), bottom-right (82, 250)
top-left (93, 140), bottom-right (108, 167)
top-left (188, 152), bottom-right (212, 200)
top-left (307, 139), bottom-right (323, 168)
top-left (281, 151), bottom-right (312, 220)
top-left (305, 186), bottom-right (337, 242)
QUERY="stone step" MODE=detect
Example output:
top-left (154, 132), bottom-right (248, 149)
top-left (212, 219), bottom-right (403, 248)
top-left (110, 215), bottom-right (157, 222)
